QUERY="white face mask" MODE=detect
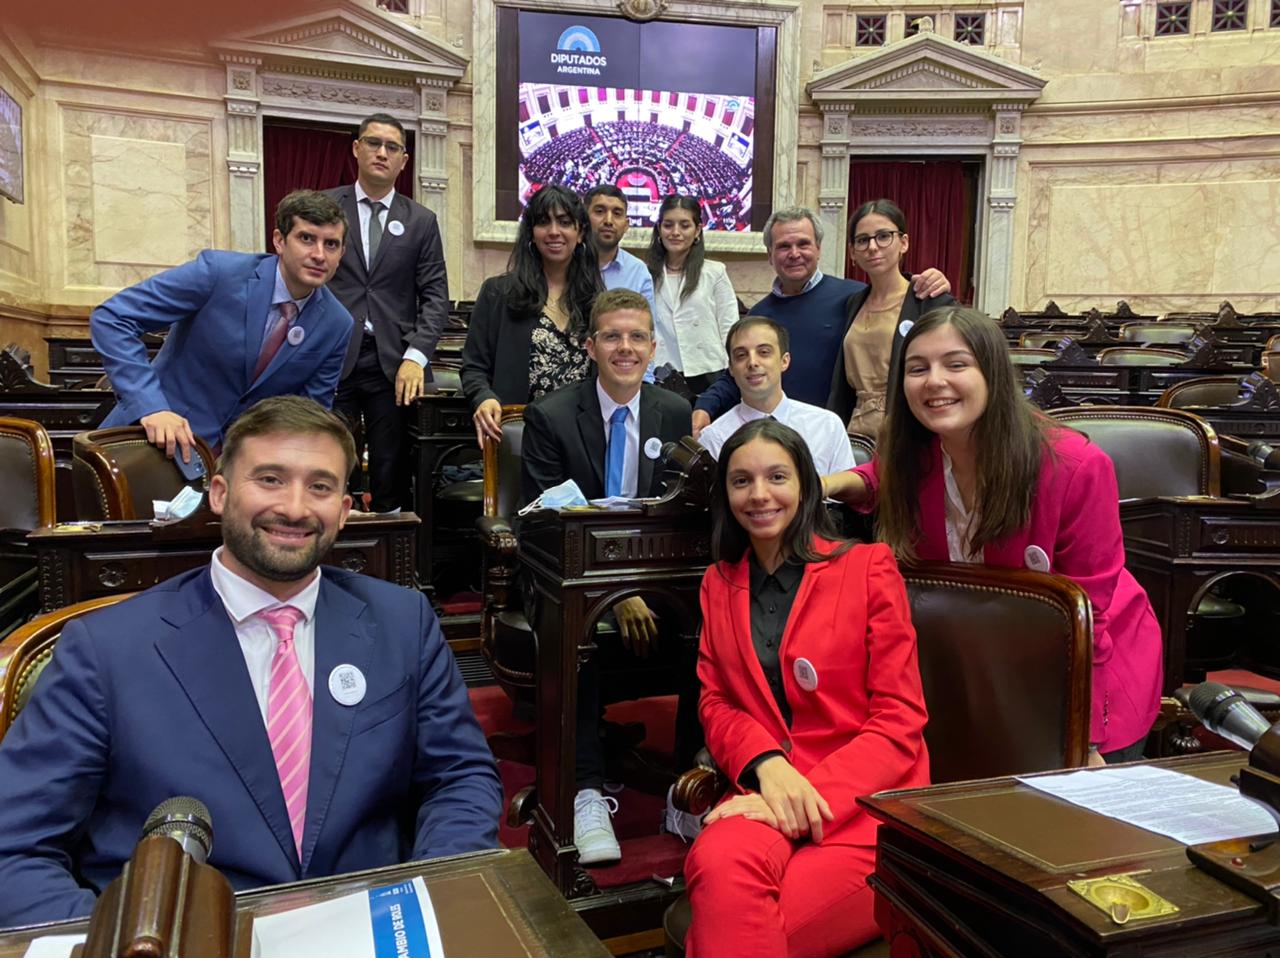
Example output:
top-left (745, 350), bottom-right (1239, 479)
top-left (518, 479), bottom-right (589, 516)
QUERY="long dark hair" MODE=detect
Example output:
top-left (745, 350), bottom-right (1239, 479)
top-left (645, 195), bottom-right (705, 304)
top-left (507, 185), bottom-right (601, 335)
top-left (877, 305), bottom-right (1050, 562)
top-left (711, 419), bottom-right (853, 567)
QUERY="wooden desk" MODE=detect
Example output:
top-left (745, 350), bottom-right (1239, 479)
top-left (862, 752), bottom-right (1280, 957)
top-left (517, 504), bottom-right (710, 897)
top-left (28, 513), bottom-right (419, 612)
top-left (0, 848), bottom-right (608, 957)
top-left (1121, 494), bottom-right (1280, 692)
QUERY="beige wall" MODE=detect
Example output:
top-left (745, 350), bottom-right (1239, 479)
top-left (1, 0), bottom-right (1278, 365)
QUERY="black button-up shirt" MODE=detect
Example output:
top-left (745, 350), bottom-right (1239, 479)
top-left (748, 554), bottom-right (805, 728)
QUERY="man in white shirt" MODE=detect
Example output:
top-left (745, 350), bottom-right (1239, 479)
top-left (698, 316), bottom-right (856, 476)
top-left (0, 396), bottom-right (500, 927)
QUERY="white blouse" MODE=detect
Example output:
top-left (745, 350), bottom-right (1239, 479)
top-left (653, 257), bottom-right (739, 378)
top-left (942, 450), bottom-right (982, 564)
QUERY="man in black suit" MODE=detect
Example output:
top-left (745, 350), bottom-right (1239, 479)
top-left (326, 113), bottom-right (449, 512)
top-left (521, 288), bottom-right (694, 864)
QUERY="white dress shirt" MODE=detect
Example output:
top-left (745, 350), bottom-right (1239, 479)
top-left (596, 379), bottom-right (642, 498)
top-left (353, 181), bottom-right (427, 368)
top-left (209, 547), bottom-right (320, 724)
top-left (697, 392), bottom-right (856, 476)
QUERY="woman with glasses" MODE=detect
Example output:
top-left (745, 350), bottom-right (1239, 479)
top-left (832, 199), bottom-right (953, 438)
top-left (643, 195), bottom-right (740, 398)
top-left (461, 185), bottom-right (602, 446)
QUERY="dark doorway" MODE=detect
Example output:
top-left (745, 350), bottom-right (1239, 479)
top-left (845, 158), bottom-right (981, 304)
top-left (262, 117), bottom-right (415, 252)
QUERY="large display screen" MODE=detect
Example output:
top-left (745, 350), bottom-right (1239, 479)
top-left (497, 11), bottom-right (772, 232)
top-left (0, 86), bottom-right (22, 205)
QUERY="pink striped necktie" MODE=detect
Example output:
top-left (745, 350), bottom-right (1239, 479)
top-left (252, 300), bottom-right (299, 382)
top-left (261, 605), bottom-right (311, 859)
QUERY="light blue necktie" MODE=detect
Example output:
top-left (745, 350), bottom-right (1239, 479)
top-left (605, 406), bottom-right (628, 498)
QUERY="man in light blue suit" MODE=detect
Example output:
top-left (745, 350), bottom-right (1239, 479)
top-left (91, 190), bottom-right (356, 462)
top-left (0, 397), bottom-right (502, 928)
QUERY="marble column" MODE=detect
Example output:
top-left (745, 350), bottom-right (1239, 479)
top-left (222, 56), bottom-right (263, 253)
top-left (980, 104), bottom-right (1024, 315)
top-left (818, 110), bottom-right (851, 275)
top-left (416, 79), bottom-right (450, 238)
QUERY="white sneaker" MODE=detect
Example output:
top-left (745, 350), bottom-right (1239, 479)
top-left (663, 784), bottom-right (705, 843)
top-left (574, 788), bottom-right (621, 865)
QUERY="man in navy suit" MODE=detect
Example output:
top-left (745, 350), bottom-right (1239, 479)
top-left (326, 113), bottom-right (449, 512)
top-left (91, 190), bottom-right (355, 463)
top-left (0, 396), bottom-right (502, 928)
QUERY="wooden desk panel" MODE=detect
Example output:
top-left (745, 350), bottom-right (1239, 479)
top-left (0, 848), bottom-right (608, 958)
top-left (28, 513), bottom-right (419, 612)
top-left (862, 753), bottom-right (1280, 957)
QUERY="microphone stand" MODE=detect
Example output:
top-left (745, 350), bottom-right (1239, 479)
top-left (72, 834), bottom-right (248, 958)
top-left (1186, 723), bottom-right (1280, 922)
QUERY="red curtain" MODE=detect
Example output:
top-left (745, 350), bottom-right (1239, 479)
top-left (845, 160), bottom-right (974, 304)
top-left (262, 123), bottom-right (415, 251)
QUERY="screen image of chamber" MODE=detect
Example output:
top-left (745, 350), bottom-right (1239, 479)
top-left (512, 12), bottom-right (758, 232)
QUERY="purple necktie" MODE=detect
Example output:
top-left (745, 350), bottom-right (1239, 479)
top-left (253, 300), bottom-right (299, 382)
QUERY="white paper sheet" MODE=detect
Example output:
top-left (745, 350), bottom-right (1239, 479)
top-left (21, 934), bottom-right (86, 958)
top-left (1016, 765), bottom-right (1277, 845)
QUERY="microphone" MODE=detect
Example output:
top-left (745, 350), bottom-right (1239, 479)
top-left (142, 796), bottom-right (213, 865)
top-left (1188, 681), bottom-right (1273, 751)
top-left (1247, 440), bottom-right (1280, 471)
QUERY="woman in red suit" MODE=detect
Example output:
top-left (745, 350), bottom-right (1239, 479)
top-left (684, 418), bottom-right (930, 958)
top-left (825, 305), bottom-right (1163, 762)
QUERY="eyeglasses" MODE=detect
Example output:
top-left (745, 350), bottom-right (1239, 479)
top-left (358, 136), bottom-right (405, 156)
top-left (593, 330), bottom-right (653, 347)
top-left (851, 229), bottom-right (902, 252)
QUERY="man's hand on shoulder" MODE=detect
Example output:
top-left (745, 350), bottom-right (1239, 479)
top-left (691, 410), bottom-right (712, 440)
top-left (911, 269), bottom-right (951, 299)
top-left (140, 410), bottom-right (196, 463)
top-left (396, 359), bottom-right (426, 406)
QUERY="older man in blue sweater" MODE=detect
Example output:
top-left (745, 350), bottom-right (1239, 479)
top-left (691, 206), bottom-right (949, 435)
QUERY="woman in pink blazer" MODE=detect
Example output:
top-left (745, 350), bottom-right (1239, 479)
top-left (685, 418), bottom-right (929, 958)
top-left (825, 305), bottom-right (1163, 761)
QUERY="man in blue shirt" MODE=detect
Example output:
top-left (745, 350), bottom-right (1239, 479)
top-left (585, 185), bottom-right (655, 312)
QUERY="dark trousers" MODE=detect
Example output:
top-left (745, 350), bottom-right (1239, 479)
top-left (334, 333), bottom-right (407, 513)
top-left (575, 623), bottom-right (705, 790)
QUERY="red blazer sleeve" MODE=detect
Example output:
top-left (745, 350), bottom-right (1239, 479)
top-left (851, 459), bottom-right (881, 514)
top-left (803, 545), bottom-right (929, 832)
top-left (696, 569), bottom-right (789, 787)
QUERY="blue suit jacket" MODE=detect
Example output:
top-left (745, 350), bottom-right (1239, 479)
top-left (0, 567), bottom-right (502, 927)
top-left (91, 251), bottom-right (355, 447)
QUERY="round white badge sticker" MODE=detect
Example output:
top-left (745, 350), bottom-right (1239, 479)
top-left (387, 220), bottom-right (405, 237)
top-left (287, 325), bottom-right (306, 347)
top-left (644, 437), bottom-right (663, 460)
top-left (328, 664), bottom-right (367, 707)
top-left (898, 319), bottom-right (914, 339)
top-left (1024, 545), bottom-right (1051, 573)
top-left (793, 657), bottom-right (819, 692)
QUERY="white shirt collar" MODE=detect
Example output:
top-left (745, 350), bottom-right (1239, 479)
top-left (210, 546), bottom-right (321, 625)
top-left (596, 378), bottom-right (641, 425)
top-left (354, 180), bottom-right (396, 208)
top-left (736, 391), bottom-right (789, 423)
top-left (271, 267), bottom-right (314, 313)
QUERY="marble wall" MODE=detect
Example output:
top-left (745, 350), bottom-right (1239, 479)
top-left (1, 0), bottom-right (1278, 366)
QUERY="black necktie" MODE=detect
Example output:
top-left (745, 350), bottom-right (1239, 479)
top-left (364, 198), bottom-right (384, 265)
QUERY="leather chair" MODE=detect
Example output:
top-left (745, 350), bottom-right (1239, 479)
top-left (1046, 406), bottom-right (1220, 499)
top-left (477, 406), bottom-right (534, 730)
top-left (1096, 346), bottom-right (1188, 366)
top-left (1018, 331), bottom-right (1063, 348)
top-left (847, 433), bottom-right (874, 467)
top-left (1263, 349), bottom-right (1280, 383)
top-left (1008, 347), bottom-right (1056, 366)
top-left (0, 594), bottom-right (133, 741)
top-left (662, 562), bottom-right (1092, 957)
top-left (72, 426), bottom-right (216, 521)
top-left (1119, 322), bottom-right (1200, 345)
top-left (1156, 375), bottom-right (1245, 410)
top-left (0, 418), bottom-right (58, 638)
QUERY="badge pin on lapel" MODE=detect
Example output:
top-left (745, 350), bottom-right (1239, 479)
top-left (387, 220), bottom-right (405, 237)
top-left (898, 319), bottom-right (914, 338)
top-left (328, 664), bottom-right (367, 706)
top-left (287, 326), bottom-right (306, 347)
top-left (1024, 545), bottom-right (1051, 573)
top-left (644, 437), bottom-right (663, 460)
top-left (793, 657), bottom-right (819, 692)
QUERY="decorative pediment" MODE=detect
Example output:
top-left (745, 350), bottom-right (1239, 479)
top-left (212, 1), bottom-right (466, 83)
top-left (808, 31), bottom-right (1044, 111)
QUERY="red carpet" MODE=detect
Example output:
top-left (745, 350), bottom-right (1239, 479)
top-left (470, 687), bottom-right (690, 888)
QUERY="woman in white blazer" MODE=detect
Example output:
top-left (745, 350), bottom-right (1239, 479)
top-left (644, 195), bottom-right (740, 397)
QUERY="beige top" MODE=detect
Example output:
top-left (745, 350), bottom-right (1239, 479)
top-left (842, 298), bottom-right (903, 437)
